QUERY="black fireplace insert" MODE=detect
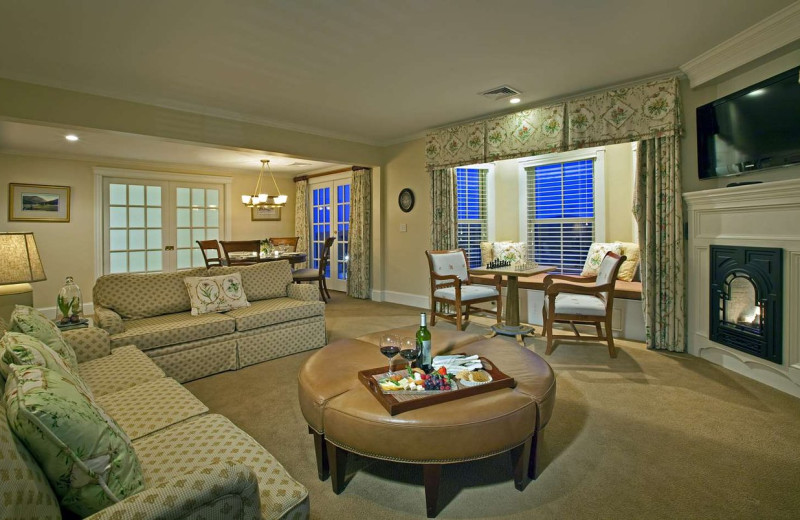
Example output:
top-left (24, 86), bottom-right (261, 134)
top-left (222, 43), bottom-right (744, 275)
top-left (709, 245), bottom-right (783, 363)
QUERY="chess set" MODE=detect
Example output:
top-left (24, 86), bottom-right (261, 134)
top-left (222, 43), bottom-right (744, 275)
top-left (485, 259), bottom-right (512, 269)
top-left (483, 259), bottom-right (540, 271)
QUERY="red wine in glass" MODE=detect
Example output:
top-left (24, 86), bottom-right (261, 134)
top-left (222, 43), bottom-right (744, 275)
top-left (380, 346), bottom-right (400, 374)
top-left (399, 347), bottom-right (418, 369)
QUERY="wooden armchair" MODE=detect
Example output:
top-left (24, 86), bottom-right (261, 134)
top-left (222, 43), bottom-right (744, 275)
top-left (425, 249), bottom-right (502, 331)
top-left (542, 252), bottom-right (626, 358)
top-left (269, 236), bottom-right (300, 252)
top-left (220, 240), bottom-right (261, 266)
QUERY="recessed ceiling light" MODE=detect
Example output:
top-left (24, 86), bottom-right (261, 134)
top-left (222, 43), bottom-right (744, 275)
top-left (509, 97), bottom-right (521, 104)
top-left (65, 134), bottom-right (79, 142)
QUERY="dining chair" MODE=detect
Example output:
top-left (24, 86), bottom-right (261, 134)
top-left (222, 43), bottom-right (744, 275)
top-left (268, 236), bottom-right (300, 252)
top-left (220, 240), bottom-right (261, 266)
top-left (196, 239), bottom-right (226, 268)
top-left (292, 236), bottom-right (335, 303)
top-left (542, 252), bottom-right (627, 358)
top-left (425, 249), bottom-right (502, 331)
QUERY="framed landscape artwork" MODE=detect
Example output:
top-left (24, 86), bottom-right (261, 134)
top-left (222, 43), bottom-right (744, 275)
top-left (251, 206), bottom-right (281, 221)
top-left (8, 183), bottom-right (71, 222)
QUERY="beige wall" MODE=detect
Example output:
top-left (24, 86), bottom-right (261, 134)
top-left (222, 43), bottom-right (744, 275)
top-left (0, 153), bottom-right (296, 308)
top-left (681, 47), bottom-right (800, 193)
top-left (381, 139), bottom-right (430, 301)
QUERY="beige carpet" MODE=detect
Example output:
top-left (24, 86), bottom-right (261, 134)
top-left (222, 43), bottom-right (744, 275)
top-left (186, 292), bottom-right (800, 519)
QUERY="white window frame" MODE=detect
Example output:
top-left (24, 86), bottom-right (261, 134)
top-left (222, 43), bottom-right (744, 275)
top-left (517, 148), bottom-right (606, 269)
top-left (456, 163), bottom-right (495, 267)
top-left (93, 167), bottom-right (232, 280)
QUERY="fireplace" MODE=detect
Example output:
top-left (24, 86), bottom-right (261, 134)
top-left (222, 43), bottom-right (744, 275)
top-left (709, 245), bottom-right (783, 363)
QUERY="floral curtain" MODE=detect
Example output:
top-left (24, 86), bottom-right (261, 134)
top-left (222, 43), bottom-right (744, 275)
top-left (425, 122), bottom-right (485, 170)
top-left (430, 168), bottom-right (458, 250)
top-left (347, 168), bottom-right (371, 299)
top-left (294, 179), bottom-right (309, 269)
top-left (567, 77), bottom-right (680, 150)
top-left (486, 103), bottom-right (566, 161)
top-left (633, 136), bottom-right (685, 352)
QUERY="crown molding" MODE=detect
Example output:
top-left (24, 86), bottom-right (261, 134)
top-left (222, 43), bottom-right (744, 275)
top-left (680, 1), bottom-right (800, 88)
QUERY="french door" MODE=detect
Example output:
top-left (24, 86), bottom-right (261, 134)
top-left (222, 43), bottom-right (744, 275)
top-left (310, 175), bottom-right (351, 292)
top-left (103, 178), bottom-right (224, 274)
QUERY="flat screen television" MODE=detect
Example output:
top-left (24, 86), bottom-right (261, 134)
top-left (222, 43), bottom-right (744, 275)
top-left (697, 66), bottom-right (800, 179)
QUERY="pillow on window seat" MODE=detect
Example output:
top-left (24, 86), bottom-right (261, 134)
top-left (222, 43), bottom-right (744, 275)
top-left (491, 241), bottom-right (526, 265)
top-left (616, 242), bottom-right (641, 282)
top-left (581, 242), bottom-right (624, 277)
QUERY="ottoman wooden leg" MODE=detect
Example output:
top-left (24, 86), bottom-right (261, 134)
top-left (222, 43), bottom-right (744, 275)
top-left (529, 427), bottom-right (542, 480)
top-left (308, 427), bottom-right (329, 481)
top-left (510, 437), bottom-right (532, 491)
top-left (423, 464), bottom-right (441, 518)
top-left (326, 440), bottom-right (348, 494)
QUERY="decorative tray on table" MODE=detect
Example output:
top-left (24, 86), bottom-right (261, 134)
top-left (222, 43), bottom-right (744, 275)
top-left (358, 356), bottom-right (516, 416)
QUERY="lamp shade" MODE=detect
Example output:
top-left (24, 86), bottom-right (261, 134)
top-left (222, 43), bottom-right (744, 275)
top-left (0, 232), bottom-right (47, 285)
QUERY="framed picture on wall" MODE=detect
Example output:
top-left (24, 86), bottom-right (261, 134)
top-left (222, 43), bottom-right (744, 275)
top-left (251, 206), bottom-right (281, 221)
top-left (8, 183), bottom-right (71, 222)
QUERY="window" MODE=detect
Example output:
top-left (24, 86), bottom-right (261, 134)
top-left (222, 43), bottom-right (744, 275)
top-left (522, 150), bottom-right (604, 274)
top-left (456, 167), bottom-right (489, 268)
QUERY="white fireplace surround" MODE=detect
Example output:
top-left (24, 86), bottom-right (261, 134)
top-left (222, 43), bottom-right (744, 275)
top-left (684, 178), bottom-right (800, 398)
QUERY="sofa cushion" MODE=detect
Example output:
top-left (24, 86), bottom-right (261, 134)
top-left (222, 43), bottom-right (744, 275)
top-left (96, 378), bottom-right (208, 440)
top-left (93, 268), bottom-right (207, 319)
top-left (208, 261), bottom-right (294, 301)
top-left (184, 272), bottom-right (250, 316)
top-left (0, 398), bottom-right (61, 520)
top-left (9, 305), bottom-right (78, 370)
top-left (79, 345), bottom-right (165, 397)
top-left (110, 311), bottom-right (236, 351)
top-left (225, 297), bottom-right (325, 332)
top-left (133, 413), bottom-right (309, 520)
top-left (5, 365), bottom-right (144, 517)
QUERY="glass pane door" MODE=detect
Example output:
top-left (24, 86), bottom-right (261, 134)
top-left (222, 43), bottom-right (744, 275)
top-left (175, 185), bottom-right (223, 269)
top-left (310, 176), bottom-right (351, 293)
top-left (104, 179), bottom-right (168, 274)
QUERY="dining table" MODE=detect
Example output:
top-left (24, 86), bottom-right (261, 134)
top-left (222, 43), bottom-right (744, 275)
top-left (226, 251), bottom-right (307, 266)
top-left (469, 262), bottom-right (556, 346)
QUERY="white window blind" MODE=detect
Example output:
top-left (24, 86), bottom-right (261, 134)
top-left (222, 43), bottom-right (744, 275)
top-left (526, 159), bottom-right (595, 274)
top-left (456, 168), bottom-right (488, 268)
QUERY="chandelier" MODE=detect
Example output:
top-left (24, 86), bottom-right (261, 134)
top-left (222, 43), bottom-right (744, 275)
top-left (241, 159), bottom-right (288, 208)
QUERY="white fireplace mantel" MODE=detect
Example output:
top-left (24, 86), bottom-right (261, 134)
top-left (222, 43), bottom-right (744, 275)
top-left (684, 178), bottom-right (800, 398)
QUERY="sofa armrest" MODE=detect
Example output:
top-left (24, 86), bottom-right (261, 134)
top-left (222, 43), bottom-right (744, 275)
top-left (86, 461), bottom-right (261, 520)
top-left (287, 283), bottom-right (320, 301)
top-left (94, 304), bottom-right (125, 335)
top-left (63, 327), bottom-right (112, 363)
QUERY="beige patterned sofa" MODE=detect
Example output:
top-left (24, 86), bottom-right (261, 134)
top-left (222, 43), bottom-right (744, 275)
top-left (1, 323), bottom-right (309, 520)
top-left (93, 261), bottom-right (326, 382)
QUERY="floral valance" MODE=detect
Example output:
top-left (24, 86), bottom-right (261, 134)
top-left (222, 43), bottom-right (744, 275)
top-left (425, 76), bottom-right (681, 169)
top-left (485, 103), bottom-right (566, 162)
top-left (566, 77), bottom-right (681, 150)
top-left (425, 121), bottom-right (485, 170)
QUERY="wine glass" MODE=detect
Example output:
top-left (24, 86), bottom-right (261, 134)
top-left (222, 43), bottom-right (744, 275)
top-left (399, 337), bottom-right (418, 370)
top-left (379, 334), bottom-right (400, 375)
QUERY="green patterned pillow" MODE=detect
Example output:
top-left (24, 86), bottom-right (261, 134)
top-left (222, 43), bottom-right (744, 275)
top-left (0, 332), bottom-right (93, 396)
top-left (4, 365), bottom-right (144, 517)
top-left (9, 305), bottom-right (78, 370)
top-left (184, 273), bottom-right (250, 316)
top-left (581, 242), bottom-right (623, 277)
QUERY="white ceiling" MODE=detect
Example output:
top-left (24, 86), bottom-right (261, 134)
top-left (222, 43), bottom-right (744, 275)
top-left (0, 120), bottom-right (338, 176)
top-left (0, 0), bottom-right (795, 160)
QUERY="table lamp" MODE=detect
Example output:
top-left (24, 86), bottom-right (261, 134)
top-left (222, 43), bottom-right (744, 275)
top-left (0, 232), bottom-right (47, 324)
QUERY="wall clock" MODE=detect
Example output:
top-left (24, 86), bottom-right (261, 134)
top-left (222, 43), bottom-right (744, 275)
top-left (398, 188), bottom-right (415, 212)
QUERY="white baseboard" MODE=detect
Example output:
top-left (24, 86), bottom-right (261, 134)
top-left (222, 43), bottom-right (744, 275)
top-left (382, 291), bottom-right (428, 309)
top-left (38, 303), bottom-right (95, 320)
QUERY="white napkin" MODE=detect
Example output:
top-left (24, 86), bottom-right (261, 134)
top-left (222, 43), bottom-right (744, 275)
top-left (432, 355), bottom-right (482, 372)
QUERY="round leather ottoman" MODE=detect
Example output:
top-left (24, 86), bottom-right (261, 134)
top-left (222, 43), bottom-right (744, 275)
top-left (298, 327), bottom-right (556, 517)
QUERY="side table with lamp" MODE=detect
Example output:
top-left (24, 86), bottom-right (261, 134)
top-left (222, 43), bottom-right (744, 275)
top-left (0, 232), bottom-right (47, 324)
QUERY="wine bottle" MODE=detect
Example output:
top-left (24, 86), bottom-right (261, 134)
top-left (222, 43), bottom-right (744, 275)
top-left (416, 312), bottom-right (432, 372)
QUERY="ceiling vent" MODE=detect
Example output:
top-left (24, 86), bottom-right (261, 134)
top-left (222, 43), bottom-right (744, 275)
top-left (478, 85), bottom-right (521, 101)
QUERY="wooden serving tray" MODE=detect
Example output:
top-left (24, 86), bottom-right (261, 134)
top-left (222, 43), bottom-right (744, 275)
top-left (358, 356), bottom-right (516, 416)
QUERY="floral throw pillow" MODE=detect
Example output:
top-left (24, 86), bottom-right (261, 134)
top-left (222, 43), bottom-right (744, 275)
top-left (5, 365), bottom-right (144, 516)
top-left (492, 241), bottom-right (526, 265)
top-left (581, 242), bottom-right (624, 277)
top-left (10, 305), bottom-right (79, 370)
top-left (184, 273), bottom-right (250, 316)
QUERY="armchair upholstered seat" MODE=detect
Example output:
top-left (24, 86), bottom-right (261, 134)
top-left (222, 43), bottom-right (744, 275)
top-left (426, 249), bottom-right (502, 331)
top-left (542, 252), bottom-right (626, 358)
